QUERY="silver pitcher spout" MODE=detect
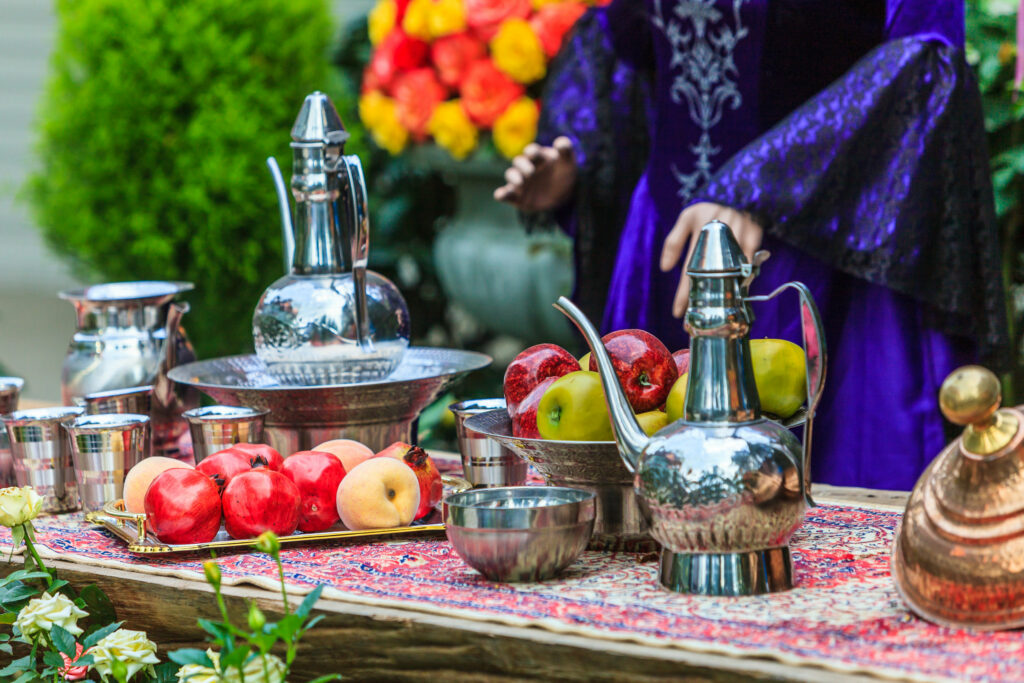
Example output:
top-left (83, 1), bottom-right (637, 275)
top-left (555, 220), bottom-right (827, 597)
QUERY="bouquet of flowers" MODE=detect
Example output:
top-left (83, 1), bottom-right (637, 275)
top-left (359, 0), bottom-right (607, 161)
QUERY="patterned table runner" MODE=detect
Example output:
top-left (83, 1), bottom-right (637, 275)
top-left (2, 458), bottom-right (1022, 682)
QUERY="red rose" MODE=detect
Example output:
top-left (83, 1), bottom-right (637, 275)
top-left (396, 0), bottom-right (411, 23)
top-left (530, 3), bottom-right (588, 58)
top-left (465, 0), bottom-right (531, 41)
top-left (394, 67), bottom-right (448, 140)
top-left (459, 58), bottom-right (525, 127)
top-left (431, 32), bottom-right (486, 88)
top-left (369, 30), bottom-right (429, 92)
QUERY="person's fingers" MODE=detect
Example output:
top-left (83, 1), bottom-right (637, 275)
top-left (673, 229), bottom-right (702, 317)
top-left (504, 167), bottom-right (523, 186)
top-left (522, 142), bottom-right (542, 160)
top-left (553, 136), bottom-right (574, 159)
top-left (661, 210), bottom-right (694, 272)
top-left (512, 155), bottom-right (535, 177)
top-left (493, 183), bottom-right (519, 203)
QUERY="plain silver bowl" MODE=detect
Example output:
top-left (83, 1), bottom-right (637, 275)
top-left (445, 486), bottom-right (595, 582)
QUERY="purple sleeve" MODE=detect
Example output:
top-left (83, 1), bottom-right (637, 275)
top-left (886, 0), bottom-right (964, 46)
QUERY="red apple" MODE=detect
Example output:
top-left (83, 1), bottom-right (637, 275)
top-left (376, 442), bottom-right (442, 520)
top-left (510, 376), bottom-right (556, 438)
top-left (672, 348), bottom-right (691, 377)
top-left (503, 344), bottom-right (580, 414)
top-left (589, 329), bottom-right (678, 412)
top-left (281, 451), bottom-right (347, 532)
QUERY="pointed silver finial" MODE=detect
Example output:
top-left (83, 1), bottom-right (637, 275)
top-left (291, 91), bottom-right (349, 145)
top-left (687, 220), bottom-right (748, 274)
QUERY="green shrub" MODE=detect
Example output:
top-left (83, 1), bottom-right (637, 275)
top-left (27, 0), bottom-right (334, 359)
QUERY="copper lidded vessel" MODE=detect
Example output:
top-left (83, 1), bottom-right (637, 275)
top-left (892, 365), bottom-right (1024, 630)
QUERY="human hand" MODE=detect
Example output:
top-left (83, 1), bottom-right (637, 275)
top-left (660, 202), bottom-right (764, 318)
top-left (493, 136), bottom-right (577, 213)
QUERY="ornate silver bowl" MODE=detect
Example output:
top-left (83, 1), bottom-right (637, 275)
top-left (169, 348), bottom-right (490, 454)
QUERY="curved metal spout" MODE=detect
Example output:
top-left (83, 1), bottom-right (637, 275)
top-left (266, 156), bottom-right (294, 272)
top-left (553, 296), bottom-right (648, 472)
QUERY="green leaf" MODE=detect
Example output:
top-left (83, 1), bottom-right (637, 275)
top-left (169, 648), bottom-right (215, 668)
top-left (10, 524), bottom-right (24, 549)
top-left (153, 662), bottom-right (180, 683)
top-left (0, 611), bottom-right (16, 624)
top-left (273, 613), bottom-right (302, 641)
top-left (43, 649), bottom-right (66, 667)
top-left (111, 656), bottom-right (129, 683)
top-left (10, 671), bottom-right (38, 683)
top-left (1, 570), bottom-right (53, 584)
top-left (0, 654), bottom-right (35, 676)
top-left (80, 584), bottom-right (117, 628)
top-left (218, 645), bottom-right (252, 672)
top-left (49, 623), bottom-right (76, 657)
top-left (47, 579), bottom-right (69, 594)
top-left (306, 676), bottom-right (342, 683)
top-left (295, 584), bottom-right (324, 619)
top-left (83, 620), bottom-right (123, 648)
top-left (197, 618), bottom-right (231, 644)
top-left (0, 581), bottom-right (39, 607)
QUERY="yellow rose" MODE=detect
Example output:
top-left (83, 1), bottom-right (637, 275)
top-left (428, 100), bottom-right (479, 160)
top-left (368, 0), bottom-right (397, 46)
top-left (429, 0), bottom-right (466, 38)
top-left (0, 485), bottom-right (42, 528)
top-left (15, 591), bottom-right (88, 643)
top-left (402, 0), bottom-right (433, 40)
top-left (490, 18), bottom-right (546, 84)
top-left (176, 650), bottom-right (286, 683)
top-left (359, 90), bottom-right (388, 129)
top-left (360, 92), bottom-right (409, 155)
top-left (532, 0), bottom-right (566, 6)
top-left (493, 97), bottom-right (539, 159)
top-left (92, 628), bottom-right (160, 681)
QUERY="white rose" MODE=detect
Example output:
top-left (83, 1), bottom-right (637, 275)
top-left (0, 486), bottom-right (42, 527)
top-left (14, 591), bottom-right (88, 642)
top-left (91, 628), bottom-right (161, 681)
top-left (176, 650), bottom-right (286, 683)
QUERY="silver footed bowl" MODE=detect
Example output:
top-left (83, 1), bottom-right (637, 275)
top-left (445, 486), bottom-right (595, 582)
top-left (168, 348), bottom-right (490, 453)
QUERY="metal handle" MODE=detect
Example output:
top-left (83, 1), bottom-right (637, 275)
top-left (342, 154), bottom-right (373, 352)
top-left (746, 281), bottom-right (827, 507)
top-left (266, 156), bottom-right (294, 272)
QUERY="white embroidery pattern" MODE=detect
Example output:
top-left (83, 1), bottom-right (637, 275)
top-left (652, 0), bottom-right (749, 201)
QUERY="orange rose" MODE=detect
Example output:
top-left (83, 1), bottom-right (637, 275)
top-left (393, 67), bottom-right (449, 140)
top-left (368, 31), bottom-right (429, 92)
top-left (465, 0), bottom-right (531, 41)
top-left (530, 2), bottom-right (587, 57)
top-left (431, 32), bottom-right (486, 88)
top-left (459, 58), bottom-right (525, 127)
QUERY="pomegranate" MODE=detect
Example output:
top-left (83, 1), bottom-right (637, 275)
top-left (222, 469), bottom-right (300, 539)
top-left (376, 442), bottom-right (443, 520)
top-left (195, 449), bottom-right (251, 494)
top-left (144, 468), bottom-right (222, 544)
top-left (226, 443), bottom-right (284, 471)
top-left (281, 451), bottom-right (347, 532)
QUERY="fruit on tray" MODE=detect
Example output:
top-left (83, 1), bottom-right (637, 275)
top-left (144, 468), bottom-right (222, 544)
top-left (336, 457), bottom-right (421, 531)
top-left (376, 442), bottom-right (442, 521)
top-left (503, 344), bottom-right (580, 413)
top-left (750, 338), bottom-right (807, 418)
top-left (281, 451), bottom-right (348, 533)
top-left (311, 438), bottom-right (375, 472)
top-left (536, 371), bottom-right (614, 441)
top-left (123, 456), bottom-right (193, 514)
top-left (222, 469), bottom-right (301, 539)
top-left (665, 373), bottom-right (688, 423)
top-left (195, 449), bottom-right (253, 493)
top-left (510, 375), bottom-right (557, 439)
top-left (587, 329), bottom-right (678, 413)
top-left (636, 410), bottom-right (668, 436)
top-left (226, 442), bottom-right (284, 472)
top-left (578, 351), bottom-right (591, 370)
top-left (672, 349), bottom-right (690, 377)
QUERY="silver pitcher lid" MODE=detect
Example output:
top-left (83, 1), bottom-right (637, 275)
top-left (290, 91), bottom-right (349, 145)
top-left (687, 220), bottom-right (747, 274)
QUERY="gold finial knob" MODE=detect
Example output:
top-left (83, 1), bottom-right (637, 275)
top-left (939, 365), bottom-right (1017, 455)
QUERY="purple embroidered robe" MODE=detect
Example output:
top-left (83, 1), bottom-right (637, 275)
top-left (537, 0), bottom-right (1008, 490)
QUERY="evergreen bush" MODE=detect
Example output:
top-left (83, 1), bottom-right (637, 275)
top-left (27, 0), bottom-right (334, 359)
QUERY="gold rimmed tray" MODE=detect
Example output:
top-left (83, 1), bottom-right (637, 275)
top-left (86, 474), bottom-right (470, 554)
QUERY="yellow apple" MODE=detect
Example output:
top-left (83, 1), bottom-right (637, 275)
top-left (750, 339), bottom-right (807, 418)
top-left (536, 371), bottom-right (614, 441)
top-left (665, 372), bottom-right (688, 423)
top-left (635, 410), bottom-right (668, 436)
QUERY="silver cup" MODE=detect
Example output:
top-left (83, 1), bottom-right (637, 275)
top-left (449, 399), bottom-right (528, 488)
top-left (64, 413), bottom-right (149, 512)
top-left (1, 406), bottom-right (83, 512)
top-left (0, 377), bottom-right (25, 486)
top-left (78, 385), bottom-right (154, 457)
top-left (183, 405), bottom-right (269, 464)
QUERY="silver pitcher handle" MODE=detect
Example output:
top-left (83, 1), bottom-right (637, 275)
top-left (746, 281), bottom-right (827, 507)
top-left (342, 154), bottom-right (373, 352)
top-left (266, 156), bottom-right (294, 273)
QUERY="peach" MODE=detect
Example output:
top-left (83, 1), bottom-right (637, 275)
top-left (336, 457), bottom-right (420, 530)
top-left (123, 456), bottom-right (194, 513)
top-left (312, 438), bottom-right (374, 473)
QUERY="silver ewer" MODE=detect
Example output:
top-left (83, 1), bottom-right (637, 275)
top-left (64, 413), bottom-right (149, 512)
top-left (183, 405), bottom-right (269, 464)
top-left (0, 377), bottom-right (25, 486)
top-left (449, 399), bottom-right (528, 488)
top-left (1, 406), bottom-right (83, 512)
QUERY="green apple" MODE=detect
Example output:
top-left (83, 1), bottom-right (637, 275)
top-left (578, 352), bottom-right (592, 370)
top-left (750, 339), bottom-right (806, 418)
top-left (665, 372), bottom-right (688, 423)
top-left (537, 371), bottom-right (614, 441)
top-left (635, 410), bottom-right (668, 436)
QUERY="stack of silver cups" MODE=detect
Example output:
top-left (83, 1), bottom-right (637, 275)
top-left (449, 399), bottom-right (528, 488)
top-left (0, 377), bottom-right (25, 486)
top-left (0, 406), bottom-right (84, 512)
top-left (183, 405), bottom-right (269, 463)
top-left (78, 385), bottom-right (154, 457)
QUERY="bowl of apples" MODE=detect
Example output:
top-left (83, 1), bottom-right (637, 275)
top-left (464, 330), bottom-right (809, 551)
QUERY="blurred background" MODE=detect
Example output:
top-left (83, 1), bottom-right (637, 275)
top-left (1, 0), bottom-right (1022, 447)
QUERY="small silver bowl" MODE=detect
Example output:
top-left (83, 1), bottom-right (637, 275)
top-left (444, 486), bottom-right (595, 582)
